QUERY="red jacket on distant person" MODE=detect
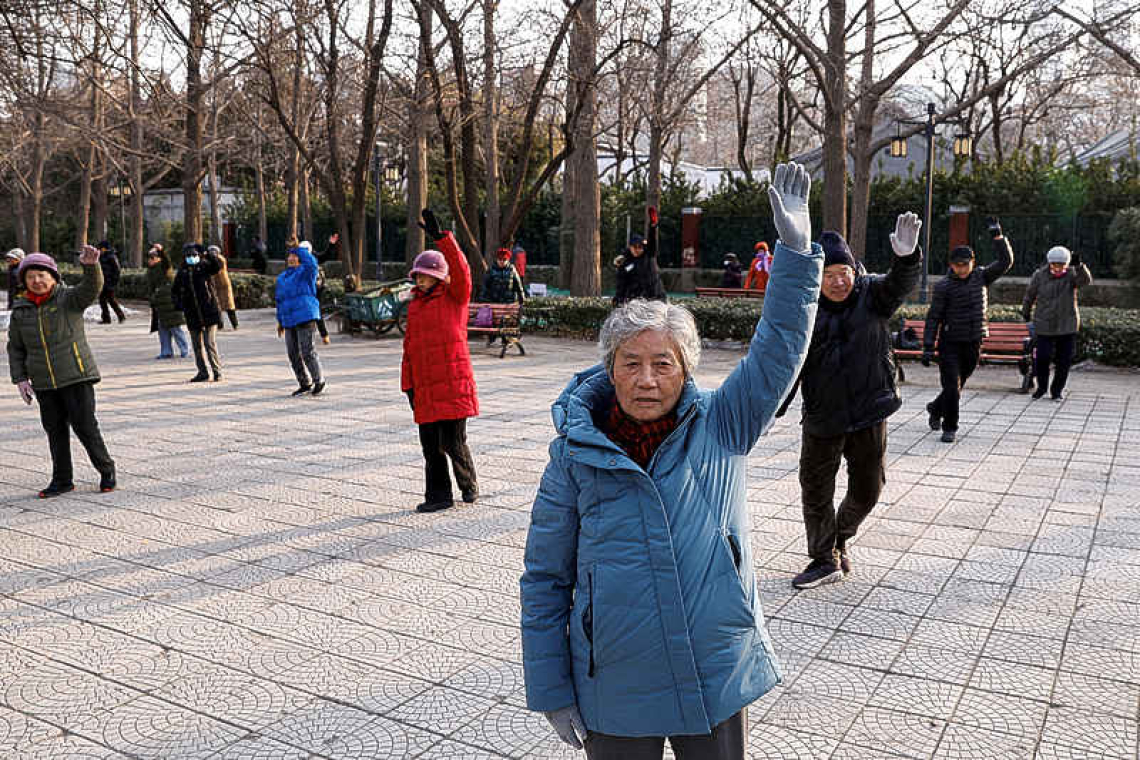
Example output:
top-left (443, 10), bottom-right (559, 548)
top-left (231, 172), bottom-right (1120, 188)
top-left (401, 231), bottom-right (479, 424)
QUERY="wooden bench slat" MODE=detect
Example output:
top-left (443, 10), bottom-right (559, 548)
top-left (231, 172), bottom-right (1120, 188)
top-left (467, 302), bottom-right (525, 358)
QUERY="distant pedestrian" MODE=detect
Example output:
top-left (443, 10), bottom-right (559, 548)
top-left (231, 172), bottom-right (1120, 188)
top-left (481, 247), bottom-right (526, 304)
top-left (1021, 245), bottom-right (1092, 401)
top-left (145, 244), bottom-right (189, 360)
top-left (5, 248), bottom-right (25, 306)
top-left (779, 215), bottom-right (922, 590)
top-left (720, 252), bottom-right (743, 288)
top-left (744, 242), bottom-right (771, 291)
top-left (208, 245), bottom-right (239, 329)
top-left (402, 208), bottom-right (479, 514)
top-left (613, 206), bottom-right (666, 307)
top-left (7, 246), bottom-right (116, 497)
top-left (276, 242), bottom-right (326, 397)
top-left (922, 217), bottom-right (1014, 443)
top-left (97, 240), bottom-right (126, 324)
top-left (172, 243), bottom-right (225, 383)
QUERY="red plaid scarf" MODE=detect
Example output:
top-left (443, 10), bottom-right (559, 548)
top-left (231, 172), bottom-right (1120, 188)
top-left (604, 398), bottom-right (678, 469)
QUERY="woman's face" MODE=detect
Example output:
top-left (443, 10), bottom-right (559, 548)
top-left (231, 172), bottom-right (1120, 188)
top-left (287, 253), bottom-right (300, 268)
top-left (1049, 262), bottom-right (1067, 274)
top-left (415, 273), bottom-right (440, 291)
top-left (611, 329), bottom-right (686, 423)
top-left (147, 253), bottom-right (161, 267)
top-left (25, 269), bottom-right (55, 295)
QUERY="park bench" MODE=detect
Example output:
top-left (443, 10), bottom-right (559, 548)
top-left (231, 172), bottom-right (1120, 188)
top-left (894, 319), bottom-right (1030, 385)
top-left (467, 302), bottom-right (524, 358)
top-left (694, 287), bottom-right (765, 299)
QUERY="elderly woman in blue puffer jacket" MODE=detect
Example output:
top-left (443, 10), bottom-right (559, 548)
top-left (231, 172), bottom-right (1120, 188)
top-left (275, 241), bottom-right (326, 396)
top-left (520, 163), bottom-right (823, 760)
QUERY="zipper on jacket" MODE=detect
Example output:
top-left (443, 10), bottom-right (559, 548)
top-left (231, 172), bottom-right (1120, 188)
top-left (37, 308), bottom-right (57, 389)
top-left (585, 570), bottom-right (595, 678)
top-left (72, 342), bottom-right (85, 374)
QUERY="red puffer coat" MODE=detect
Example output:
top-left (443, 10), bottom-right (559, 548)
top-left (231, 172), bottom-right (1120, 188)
top-left (401, 231), bottom-right (479, 424)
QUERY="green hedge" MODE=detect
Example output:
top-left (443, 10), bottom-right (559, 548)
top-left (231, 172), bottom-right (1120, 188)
top-left (522, 296), bottom-right (1140, 367)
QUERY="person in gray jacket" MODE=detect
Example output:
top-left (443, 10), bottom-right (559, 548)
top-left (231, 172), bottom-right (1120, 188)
top-left (1021, 245), bottom-right (1092, 400)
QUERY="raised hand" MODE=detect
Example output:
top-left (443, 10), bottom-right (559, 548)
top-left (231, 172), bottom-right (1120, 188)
top-left (768, 162), bottom-right (811, 252)
top-left (890, 212), bottom-right (922, 257)
top-left (418, 208), bottom-right (442, 241)
top-left (647, 206), bottom-right (658, 226)
top-left (77, 244), bottom-right (101, 266)
top-left (986, 216), bottom-right (1003, 240)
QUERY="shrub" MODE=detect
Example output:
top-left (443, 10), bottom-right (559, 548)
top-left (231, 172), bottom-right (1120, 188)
top-left (1109, 207), bottom-right (1140, 282)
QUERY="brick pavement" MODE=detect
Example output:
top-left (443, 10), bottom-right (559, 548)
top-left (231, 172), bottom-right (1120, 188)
top-left (1, 308), bottom-right (1138, 759)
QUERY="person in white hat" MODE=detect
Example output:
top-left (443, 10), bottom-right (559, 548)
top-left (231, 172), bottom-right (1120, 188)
top-left (5, 247), bottom-right (26, 306)
top-left (1020, 245), bottom-right (1093, 400)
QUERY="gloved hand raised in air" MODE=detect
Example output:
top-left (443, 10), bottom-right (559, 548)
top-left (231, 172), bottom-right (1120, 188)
top-left (647, 206), bottom-right (658, 227)
top-left (543, 704), bottom-right (586, 749)
top-left (986, 216), bottom-right (1003, 240)
top-left (418, 208), bottom-right (442, 241)
top-left (890, 212), bottom-right (922, 257)
top-left (767, 162), bottom-right (811, 253)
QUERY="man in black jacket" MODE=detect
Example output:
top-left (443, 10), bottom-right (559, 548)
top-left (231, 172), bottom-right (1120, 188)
top-left (922, 218), bottom-right (1014, 443)
top-left (97, 240), bottom-right (126, 324)
top-left (785, 214), bottom-right (922, 589)
top-left (613, 206), bottom-right (667, 306)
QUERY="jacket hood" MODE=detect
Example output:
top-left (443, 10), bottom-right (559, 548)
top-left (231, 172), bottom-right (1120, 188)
top-left (551, 362), bottom-right (701, 446)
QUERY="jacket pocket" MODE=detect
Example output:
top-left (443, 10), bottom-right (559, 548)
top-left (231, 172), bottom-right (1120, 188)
top-left (583, 569), bottom-right (596, 677)
top-left (72, 343), bottom-right (85, 374)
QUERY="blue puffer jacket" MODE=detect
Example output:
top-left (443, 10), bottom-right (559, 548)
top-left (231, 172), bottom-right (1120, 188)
top-left (521, 241), bottom-right (823, 737)
top-left (275, 248), bottom-right (321, 328)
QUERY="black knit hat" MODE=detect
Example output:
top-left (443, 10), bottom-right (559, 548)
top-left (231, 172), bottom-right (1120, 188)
top-left (820, 231), bottom-right (856, 269)
top-left (949, 245), bottom-right (975, 262)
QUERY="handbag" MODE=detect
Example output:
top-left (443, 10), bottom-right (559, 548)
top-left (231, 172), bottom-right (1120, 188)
top-left (474, 305), bottom-right (493, 328)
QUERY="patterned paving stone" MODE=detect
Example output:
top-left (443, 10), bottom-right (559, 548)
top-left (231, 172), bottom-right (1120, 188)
top-left (98, 696), bottom-right (247, 759)
top-left (1039, 706), bottom-right (1138, 758)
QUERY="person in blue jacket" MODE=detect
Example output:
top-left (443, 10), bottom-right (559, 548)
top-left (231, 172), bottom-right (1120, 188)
top-left (275, 241), bottom-right (326, 396)
top-left (520, 163), bottom-right (823, 759)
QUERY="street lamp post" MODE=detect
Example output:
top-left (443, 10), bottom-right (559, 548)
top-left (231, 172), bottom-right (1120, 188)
top-left (891, 103), bottom-right (971, 303)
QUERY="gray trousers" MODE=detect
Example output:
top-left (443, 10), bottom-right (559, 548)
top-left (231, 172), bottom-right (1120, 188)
top-left (286, 321), bottom-right (323, 386)
top-left (584, 711), bottom-right (746, 760)
top-left (189, 325), bottom-right (221, 377)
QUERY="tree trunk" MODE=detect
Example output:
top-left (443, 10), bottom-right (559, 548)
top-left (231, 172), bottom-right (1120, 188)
top-left (254, 110), bottom-right (268, 243)
top-left (300, 166), bottom-right (313, 241)
top-left (482, 0), bottom-right (500, 258)
top-left (207, 152), bottom-right (223, 247)
top-left (847, 105), bottom-right (877, 257)
top-left (28, 128), bottom-right (45, 253)
top-left (559, 85), bottom-right (576, 291)
top-left (91, 170), bottom-right (109, 244)
top-left (406, 21), bottom-right (430, 264)
top-left (75, 145), bottom-right (95, 251)
top-left (568, 0), bottom-right (600, 296)
top-left (127, 0), bottom-right (144, 266)
top-left (13, 190), bottom-right (28, 250)
top-left (820, 0), bottom-right (848, 236)
top-left (285, 148), bottom-right (299, 239)
top-left (183, 1), bottom-right (207, 243)
top-left (989, 90), bottom-right (1005, 165)
top-left (646, 0), bottom-right (671, 216)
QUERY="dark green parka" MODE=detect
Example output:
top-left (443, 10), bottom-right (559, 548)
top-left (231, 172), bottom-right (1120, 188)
top-left (7, 264), bottom-right (103, 391)
top-left (146, 259), bottom-right (186, 329)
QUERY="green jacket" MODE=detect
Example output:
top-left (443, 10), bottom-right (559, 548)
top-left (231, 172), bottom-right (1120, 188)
top-left (146, 264), bottom-right (185, 329)
top-left (7, 264), bottom-right (103, 391)
top-left (1021, 263), bottom-right (1092, 336)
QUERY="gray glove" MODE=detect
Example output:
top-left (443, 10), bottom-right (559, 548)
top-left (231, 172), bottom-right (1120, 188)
top-left (544, 704), bottom-right (586, 749)
top-left (768, 162), bottom-right (811, 253)
top-left (16, 379), bottom-right (34, 405)
top-left (890, 212), bottom-right (921, 257)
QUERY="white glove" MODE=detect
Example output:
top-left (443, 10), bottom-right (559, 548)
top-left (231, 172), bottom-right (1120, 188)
top-left (544, 704), bottom-right (586, 749)
top-left (17, 380), bottom-right (34, 405)
top-left (768, 162), bottom-right (812, 253)
top-left (890, 212), bottom-right (922, 257)
top-left (78, 244), bottom-right (101, 265)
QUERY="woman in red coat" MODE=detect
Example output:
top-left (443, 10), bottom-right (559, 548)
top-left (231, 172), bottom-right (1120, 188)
top-left (401, 209), bottom-right (480, 513)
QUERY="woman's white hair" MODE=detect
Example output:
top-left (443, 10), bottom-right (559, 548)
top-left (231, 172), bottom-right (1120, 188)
top-left (599, 299), bottom-right (701, 377)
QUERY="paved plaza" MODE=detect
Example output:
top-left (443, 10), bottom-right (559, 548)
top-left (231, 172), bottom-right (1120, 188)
top-left (1, 306), bottom-right (1139, 759)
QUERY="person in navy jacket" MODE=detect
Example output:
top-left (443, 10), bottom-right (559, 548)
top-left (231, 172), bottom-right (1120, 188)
top-left (521, 163), bottom-right (823, 758)
top-left (275, 241), bottom-right (326, 396)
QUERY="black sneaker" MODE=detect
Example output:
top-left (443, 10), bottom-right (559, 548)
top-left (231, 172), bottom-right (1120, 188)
top-left (415, 500), bottom-right (454, 514)
top-left (461, 488), bottom-right (478, 504)
top-left (292, 385), bottom-right (312, 397)
top-left (38, 482), bottom-right (74, 499)
top-left (190, 373), bottom-right (210, 383)
top-left (838, 548), bottom-right (852, 575)
top-left (311, 380), bottom-right (326, 396)
top-left (792, 558), bottom-right (844, 590)
top-left (926, 402), bottom-right (941, 431)
top-left (212, 374), bottom-right (223, 382)
top-left (1032, 388), bottom-right (1046, 400)
top-left (941, 430), bottom-right (956, 443)
top-left (99, 469), bottom-right (116, 493)
top-left (1051, 392), bottom-right (1063, 402)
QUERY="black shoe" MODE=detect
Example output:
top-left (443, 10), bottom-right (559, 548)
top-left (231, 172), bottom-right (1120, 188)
top-left (292, 384), bottom-right (312, 397)
top-left (926, 402), bottom-right (941, 431)
top-left (1032, 388), bottom-right (1046, 400)
top-left (99, 318), bottom-right (112, 325)
top-left (117, 315), bottom-right (126, 324)
top-left (461, 488), bottom-right (478, 504)
top-left (38, 482), bottom-right (74, 499)
top-left (941, 430), bottom-right (956, 443)
top-left (415, 500), bottom-right (454, 513)
top-left (1051, 392), bottom-right (1064, 402)
top-left (311, 380), bottom-right (326, 396)
top-left (792, 558), bottom-right (844, 589)
top-left (212, 374), bottom-right (223, 382)
top-left (838, 548), bottom-right (852, 575)
top-left (99, 469), bottom-right (116, 493)
top-left (190, 373), bottom-right (210, 383)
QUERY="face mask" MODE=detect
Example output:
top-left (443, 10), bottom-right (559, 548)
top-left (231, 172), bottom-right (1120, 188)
top-left (185, 256), bottom-right (200, 266)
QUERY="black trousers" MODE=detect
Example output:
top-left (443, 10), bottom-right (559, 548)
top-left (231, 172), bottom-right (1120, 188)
top-left (224, 309), bottom-right (239, 329)
top-left (584, 711), bottom-right (746, 760)
top-left (99, 289), bottom-right (125, 322)
top-left (37, 381), bottom-right (114, 485)
top-left (417, 419), bottom-right (477, 502)
top-left (799, 421), bottom-right (887, 562)
top-left (1035, 333), bottom-right (1075, 398)
top-left (931, 339), bottom-right (981, 432)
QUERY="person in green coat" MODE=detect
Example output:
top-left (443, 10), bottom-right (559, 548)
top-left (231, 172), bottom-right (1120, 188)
top-left (7, 245), bottom-right (116, 498)
top-left (145, 244), bottom-right (189, 359)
